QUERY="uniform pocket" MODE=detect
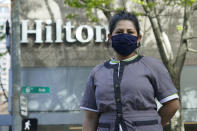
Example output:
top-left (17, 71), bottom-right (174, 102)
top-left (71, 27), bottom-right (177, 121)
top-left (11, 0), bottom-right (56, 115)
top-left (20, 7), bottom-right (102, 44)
top-left (134, 120), bottom-right (163, 131)
top-left (136, 124), bottom-right (163, 131)
top-left (98, 123), bottom-right (110, 131)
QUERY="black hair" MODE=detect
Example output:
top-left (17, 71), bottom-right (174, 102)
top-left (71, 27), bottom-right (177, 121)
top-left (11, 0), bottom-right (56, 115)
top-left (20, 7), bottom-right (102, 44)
top-left (109, 11), bottom-right (140, 35)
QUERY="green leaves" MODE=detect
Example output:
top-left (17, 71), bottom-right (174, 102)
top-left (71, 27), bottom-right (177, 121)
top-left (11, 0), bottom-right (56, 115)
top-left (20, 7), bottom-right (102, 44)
top-left (133, 0), bottom-right (197, 9)
top-left (0, 34), bottom-right (5, 40)
top-left (132, 10), bottom-right (144, 16)
top-left (114, 7), bottom-right (125, 12)
top-left (0, 26), bottom-right (6, 56)
top-left (66, 13), bottom-right (78, 20)
top-left (132, 0), bottom-right (157, 8)
top-left (65, 0), bottom-right (113, 9)
top-left (0, 51), bottom-right (7, 57)
top-left (173, 0), bottom-right (197, 6)
top-left (65, 0), bottom-right (84, 8)
top-left (64, 0), bottom-right (113, 22)
top-left (164, 0), bottom-right (197, 6)
top-left (185, 0), bottom-right (196, 6)
top-left (0, 25), bottom-right (5, 41)
top-left (85, 11), bottom-right (99, 22)
top-left (176, 25), bottom-right (183, 31)
top-left (132, 0), bottom-right (145, 5)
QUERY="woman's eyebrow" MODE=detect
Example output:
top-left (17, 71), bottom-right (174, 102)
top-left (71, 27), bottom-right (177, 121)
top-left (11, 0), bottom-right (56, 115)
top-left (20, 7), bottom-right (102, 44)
top-left (115, 28), bottom-right (123, 30)
top-left (127, 28), bottom-right (135, 31)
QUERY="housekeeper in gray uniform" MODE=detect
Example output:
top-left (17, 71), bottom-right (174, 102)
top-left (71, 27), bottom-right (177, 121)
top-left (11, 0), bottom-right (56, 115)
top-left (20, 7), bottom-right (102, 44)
top-left (80, 11), bottom-right (180, 131)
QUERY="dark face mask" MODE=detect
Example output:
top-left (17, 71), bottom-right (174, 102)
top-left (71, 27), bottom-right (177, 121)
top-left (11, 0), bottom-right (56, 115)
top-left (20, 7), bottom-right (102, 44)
top-left (112, 33), bottom-right (138, 56)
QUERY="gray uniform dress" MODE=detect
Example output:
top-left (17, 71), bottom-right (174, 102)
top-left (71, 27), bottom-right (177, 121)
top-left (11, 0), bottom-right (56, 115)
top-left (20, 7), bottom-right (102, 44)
top-left (80, 55), bottom-right (178, 131)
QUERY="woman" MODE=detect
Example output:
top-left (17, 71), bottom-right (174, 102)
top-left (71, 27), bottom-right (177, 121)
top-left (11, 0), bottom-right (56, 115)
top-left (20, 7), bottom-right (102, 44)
top-left (80, 11), bottom-right (180, 131)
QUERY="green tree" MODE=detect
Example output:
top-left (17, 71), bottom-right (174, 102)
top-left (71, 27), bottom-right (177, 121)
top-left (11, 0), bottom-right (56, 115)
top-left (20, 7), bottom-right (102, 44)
top-left (0, 25), bottom-right (8, 56)
top-left (0, 25), bottom-right (5, 40)
top-left (65, 0), bottom-right (197, 131)
top-left (0, 25), bottom-right (8, 103)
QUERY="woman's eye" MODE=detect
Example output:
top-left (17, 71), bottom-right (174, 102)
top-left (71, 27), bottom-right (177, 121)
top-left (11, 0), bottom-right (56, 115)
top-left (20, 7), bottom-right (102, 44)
top-left (116, 31), bottom-right (122, 34)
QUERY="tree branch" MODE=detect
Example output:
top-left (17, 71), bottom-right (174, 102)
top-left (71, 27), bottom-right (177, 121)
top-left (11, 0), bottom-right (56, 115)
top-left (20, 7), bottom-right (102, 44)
top-left (157, 0), bottom-right (173, 15)
top-left (174, 2), bottom-right (192, 73)
top-left (142, 0), bottom-right (172, 67)
top-left (187, 47), bottom-right (197, 53)
top-left (121, 0), bottom-right (127, 11)
top-left (79, 0), bottom-right (86, 5)
top-left (193, 2), bottom-right (197, 10)
top-left (99, 4), bottom-right (113, 22)
top-left (184, 36), bottom-right (197, 40)
top-left (97, 6), bottom-right (115, 13)
top-left (0, 65), bottom-right (8, 102)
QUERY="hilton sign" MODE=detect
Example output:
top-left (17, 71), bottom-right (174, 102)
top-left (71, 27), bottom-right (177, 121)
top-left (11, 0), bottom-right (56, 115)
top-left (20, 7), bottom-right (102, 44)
top-left (21, 19), bottom-right (109, 44)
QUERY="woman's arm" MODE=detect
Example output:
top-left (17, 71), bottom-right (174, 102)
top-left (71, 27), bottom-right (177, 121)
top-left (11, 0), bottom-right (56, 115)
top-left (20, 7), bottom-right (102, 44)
top-left (82, 110), bottom-right (99, 131)
top-left (158, 99), bottom-right (180, 126)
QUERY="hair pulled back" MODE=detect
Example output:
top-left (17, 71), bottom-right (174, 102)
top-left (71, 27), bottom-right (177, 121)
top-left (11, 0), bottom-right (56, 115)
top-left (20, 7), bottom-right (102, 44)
top-left (109, 11), bottom-right (140, 35)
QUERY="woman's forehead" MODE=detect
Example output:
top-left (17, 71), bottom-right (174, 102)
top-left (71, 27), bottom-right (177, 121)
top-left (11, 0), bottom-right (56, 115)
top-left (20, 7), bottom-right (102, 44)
top-left (115, 20), bottom-right (136, 30)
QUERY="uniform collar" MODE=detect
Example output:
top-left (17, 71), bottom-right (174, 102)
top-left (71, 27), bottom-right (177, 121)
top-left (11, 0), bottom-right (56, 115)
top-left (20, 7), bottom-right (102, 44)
top-left (110, 54), bottom-right (138, 65)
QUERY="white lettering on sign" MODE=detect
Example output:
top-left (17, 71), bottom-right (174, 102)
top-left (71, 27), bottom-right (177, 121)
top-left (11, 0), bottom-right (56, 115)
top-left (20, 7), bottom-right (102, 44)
top-left (45, 19), bottom-right (53, 43)
top-left (21, 20), bottom-right (43, 43)
top-left (76, 25), bottom-right (94, 43)
top-left (63, 21), bottom-right (76, 43)
top-left (21, 19), bottom-right (109, 44)
top-left (95, 25), bottom-right (108, 43)
top-left (38, 88), bottom-right (45, 92)
top-left (55, 19), bottom-right (63, 43)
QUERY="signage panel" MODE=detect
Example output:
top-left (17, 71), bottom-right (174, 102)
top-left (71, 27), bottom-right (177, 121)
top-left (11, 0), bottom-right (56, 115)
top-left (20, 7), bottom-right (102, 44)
top-left (22, 118), bottom-right (37, 131)
top-left (21, 20), bottom-right (109, 44)
top-left (22, 86), bottom-right (50, 94)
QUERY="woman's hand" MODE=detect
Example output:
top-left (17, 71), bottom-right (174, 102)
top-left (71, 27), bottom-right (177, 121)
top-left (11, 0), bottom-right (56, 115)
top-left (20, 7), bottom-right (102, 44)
top-left (158, 99), bottom-right (180, 126)
top-left (82, 110), bottom-right (99, 131)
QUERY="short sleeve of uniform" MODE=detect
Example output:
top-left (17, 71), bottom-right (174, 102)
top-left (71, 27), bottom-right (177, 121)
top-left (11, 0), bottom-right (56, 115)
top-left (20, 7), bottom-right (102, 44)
top-left (80, 70), bottom-right (98, 112)
top-left (146, 57), bottom-right (179, 104)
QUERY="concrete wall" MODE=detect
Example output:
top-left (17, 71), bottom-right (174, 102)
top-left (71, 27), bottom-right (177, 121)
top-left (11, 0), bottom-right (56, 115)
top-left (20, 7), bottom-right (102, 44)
top-left (20, 0), bottom-right (112, 67)
top-left (20, 0), bottom-right (197, 67)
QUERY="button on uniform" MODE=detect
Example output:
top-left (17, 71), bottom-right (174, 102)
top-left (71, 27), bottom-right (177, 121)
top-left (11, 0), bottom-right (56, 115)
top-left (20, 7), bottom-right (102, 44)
top-left (116, 98), bottom-right (120, 102)
top-left (115, 84), bottom-right (119, 88)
